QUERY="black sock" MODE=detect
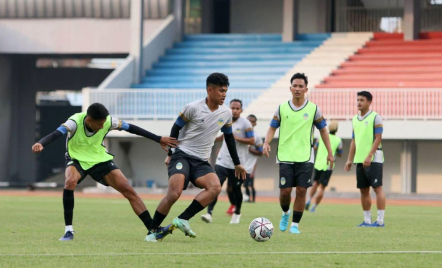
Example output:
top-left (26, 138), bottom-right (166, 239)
top-left (292, 211), bottom-right (303, 223)
top-left (227, 188), bottom-right (235, 205)
top-left (281, 204), bottom-right (290, 213)
top-left (150, 210), bottom-right (166, 231)
top-left (138, 210), bottom-right (152, 231)
top-left (178, 200), bottom-right (204, 221)
top-left (245, 187), bottom-right (250, 198)
top-left (233, 186), bottom-right (243, 215)
top-left (207, 197), bottom-right (218, 215)
top-left (63, 189), bottom-right (74, 226)
top-left (251, 187), bottom-right (256, 202)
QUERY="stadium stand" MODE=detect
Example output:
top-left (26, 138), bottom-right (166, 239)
top-left (317, 32), bottom-right (442, 88)
top-left (131, 34), bottom-right (329, 90)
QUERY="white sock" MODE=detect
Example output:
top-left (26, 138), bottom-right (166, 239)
top-left (311, 204), bottom-right (317, 210)
top-left (377, 210), bottom-right (385, 225)
top-left (283, 211), bottom-right (290, 216)
top-left (306, 198), bottom-right (311, 204)
top-left (65, 225), bottom-right (73, 233)
top-left (363, 211), bottom-right (372, 224)
top-left (291, 222), bottom-right (299, 228)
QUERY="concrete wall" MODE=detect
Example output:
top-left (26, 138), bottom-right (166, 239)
top-left (230, 0), bottom-right (283, 33)
top-left (0, 19), bottom-right (165, 54)
top-left (0, 56), bottom-right (13, 182)
top-left (110, 135), bottom-right (442, 194)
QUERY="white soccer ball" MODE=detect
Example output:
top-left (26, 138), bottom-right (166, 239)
top-left (249, 217), bottom-right (274, 242)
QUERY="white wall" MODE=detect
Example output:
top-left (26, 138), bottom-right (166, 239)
top-left (0, 19), bottom-right (165, 54)
top-left (230, 0), bottom-right (283, 33)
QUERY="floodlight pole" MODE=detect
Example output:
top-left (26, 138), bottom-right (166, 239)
top-left (130, 0), bottom-right (144, 85)
top-left (282, 0), bottom-right (299, 42)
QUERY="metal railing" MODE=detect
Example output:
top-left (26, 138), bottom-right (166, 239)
top-left (0, 0), bottom-right (170, 19)
top-left (309, 89), bottom-right (442, 120)
top-left (85, 89), bottom-right (264, 120)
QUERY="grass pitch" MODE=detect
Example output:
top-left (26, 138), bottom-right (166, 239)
top-left (0, 194), bottom-right (441, 267)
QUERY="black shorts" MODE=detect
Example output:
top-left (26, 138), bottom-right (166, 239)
top-left (244, 173), bottom-right (254, 187)
top-left (168, 150), bottom-right (215, 190)
top-left (279, 162), bottom-right (314, 189)
top-left (356, 163), bottom-right (383, 189)
top-left (66, 157), bottom-right (118, 186)
top-left (215, 165), bottom-right (243, 188)
top-left (313, 169), bottom-right (333, 187)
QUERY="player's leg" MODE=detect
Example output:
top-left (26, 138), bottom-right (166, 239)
top-left (370, 163), bottom-right (385, 227)
top-left (250, 174), bottom-right (256, 202)
top-left (279, 163), bottom-right (294, 232)
top-left (60, 162), bottom-right (84, 241)
top-left (243, 174), bottom-right (251, 202)
top-left (226, 185), bottom-right (236, 214)
top-left (229, 169), bottom-right (243, 224)
top-left (175, 172), bottom-right (221, 237)
top-left (357, 164), bottom-right (372, 226)
top-left (310, 170), bottom-right (331, 212)
top-left (289, 162), bottom-right (313, 234)
top-left (205, 165), bottom-right (227, 216)
top-left (306, 169), bottom-right (321, 210)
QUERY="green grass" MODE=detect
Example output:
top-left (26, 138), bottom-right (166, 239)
top-left (0, 195), bottom-right (441, 267)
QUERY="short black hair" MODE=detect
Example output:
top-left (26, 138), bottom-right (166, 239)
top-left (230, 99), bottom-right (242, 108)
top-left (206, 73), bottom-right (230, 88)
top-left (87, 103), bottom-right (109, 120)
top-left (357, 91), bottom-right (373, 102)
top-left (247, 114), bottom-right (257, 120)
top-left (290, 73), bottom-right (308, 86)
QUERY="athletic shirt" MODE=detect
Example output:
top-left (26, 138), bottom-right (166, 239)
top-left (352, 111), bottom-right (384, 164)
top-left (174, 98), bottom-right (233, 162)
top-left (216, 117), bottom-right (254, 169)
top-left (245, 132), bottom-right (263, 174)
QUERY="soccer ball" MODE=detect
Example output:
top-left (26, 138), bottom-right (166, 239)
top-left (249, 217), bottom-right (274, 242)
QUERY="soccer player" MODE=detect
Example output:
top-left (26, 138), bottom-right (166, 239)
top-left (305, 120), bottom-right (343, 212)
top-left (263, 73), bottom-right (334, 234)
top-left (244, 114), bottom-right (263, 203)
top-left (344, 91), bottom-right (386, 227)
top-left (201, 99), bottom-right (254, 224)
top-left (31, 103), bottom-right (178, 241)
top-left (146, 73), bottom-right (247, 241)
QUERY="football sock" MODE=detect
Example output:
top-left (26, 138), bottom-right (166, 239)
top-left (281, 204), bottom-right (290, 213)
top-left (63, 189), bottom-right (74, 226)
top-left (178, 199), bottom-right (204, 221)
top-left (363, 210), bottom-right (372, 224)
top-left (138, 210), bottom-right (152, 231)
top-left (207, 197), bottom-right (217, 215)
top-left (150, 210), bottom-right (166, 231)
top-left (292, 211), bottom-right (303, 223)
top-left (65, 225), bottom-right (73, 233)
top-left (377, 210), bottom-right (385, 225)
top-left (233, 186), bottom-right (243, 215)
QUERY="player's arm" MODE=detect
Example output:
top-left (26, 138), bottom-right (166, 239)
top-left (216, 134), bottom-right (224, 142)
top-left (118, 121), bottom-right (177, 151)
top-left (234, 128), bottom-right (255, 145)
top-left (249, 144), bottom-right (263, 156)
top-left (345, 133), bottom-right (356, 171)
top-left (319, 128), bottom-right (334, 169)
top-left (363, 133), bottom-right (382, 168)
top-left (336, 141), bottom-right (343, 158)
top-left (222, 124), bottom-right (246, 180)
top-left (164, 113), bottom-right (188, 166)
top-left (263, 108), bottom-right (280, 157)
top-left (313, 139), bottom-right (319, 150)
top-left (31, 125), bottom-right (68, 153)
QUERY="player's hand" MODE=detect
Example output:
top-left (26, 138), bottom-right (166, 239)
top-left (234, 165), bottom-right (247, 180)
top-left (32, 143), bottom-right (44, 153)
top-left (344, 160), bottom-right (352, 172)
top-left (263, 143), bottom-right (271, 157)
top-left (327, 153), bottom-right (334, 170)
top-left (159, 137), bottom-right (178, 152)
top-left (363, 155), bottom-right (372, 168)
top-left (164, 156), bottom-right (171, 167)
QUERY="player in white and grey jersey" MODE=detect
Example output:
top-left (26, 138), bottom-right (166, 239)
top-left (244, 114), bottom-right (263, 203)
top-left (146, 73), bottom-right (247, 241)
top-left (202, 99), bottom-right (254, 225)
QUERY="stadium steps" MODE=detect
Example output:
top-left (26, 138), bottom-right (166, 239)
top-left (243, 33), bottom-right (372, 119)
top-left (317, 32), bottom-right (442, 89)
top-left (131, 34), bottom-right (328, 90)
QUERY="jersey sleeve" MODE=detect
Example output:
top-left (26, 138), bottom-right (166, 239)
top-left (61, 119), bottom-right (77, 133)
top-left (314, 107), bottom-right (327, 130)
top-left (244, 119), bottom-right (254, 138)
top-left (110, 117), bottom-right (129, 131)
top-left (178, 103), bottom-right (196, 125)
top-left (374, 115), bottom-right (383, 134)
top-left (270, 106), bottom-right (281, 128)
top-left (221, 113), bottom-right (233, 134)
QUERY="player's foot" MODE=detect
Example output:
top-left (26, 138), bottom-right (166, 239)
top-left (144, 232), bottom-right (158, 242)
top-left (279, 212), bottom-right (290, 232)
top-left (369, 221), bottom-right (385, 228)
top-left (59, 231), bottom-right (74, 241)
top-left (172, 218), bottom-right (196, 238)
top-left (289, 225), bottom-right (301, 234)
top-left (310, 207), bottom-right (316, 213)
top-left (305, 202), bottom-right (310, 211)
top-left (201, 213), bottom-right (212, 223)
top-left (155, 224), bottom-right (176, 241)
top-left (357, 222), bottom-right (372, 227)
top-left (226, 205), bottom-right (236, 215)
top-left (230, 214), bottom-right (241, 224)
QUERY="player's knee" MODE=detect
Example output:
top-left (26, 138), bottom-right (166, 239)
top-left (373, 186), bottom-right (383, 194)
top-left (120, 183), bottom-right (136, 199)
top-left (64, 176), bottom-right (78, 190)
top-left (296, 187), bottom-right (307, 197)
top-left (168, 189), bottom-right (182, 202)
top-left (280, 189), bottom-right (291, 198)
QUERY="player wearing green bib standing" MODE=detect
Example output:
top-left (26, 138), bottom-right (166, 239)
top-left (32, 103), bottom-right (178, 241)
top-left (263, 73), bottom-right (334, 234)
top-left (306, 120), bottom-right (343, 212)
top-left (344, 91), bottom-right (386, 227)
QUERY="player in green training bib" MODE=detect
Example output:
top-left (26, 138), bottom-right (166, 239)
top-left (263, 73), bottom-right (335, 234)
top-left (344, 91), bottom-right (386, 228)
top-left (32, 103), bottom-right (178, 241)
top-left (306, 120), bottom-right (343, 212)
